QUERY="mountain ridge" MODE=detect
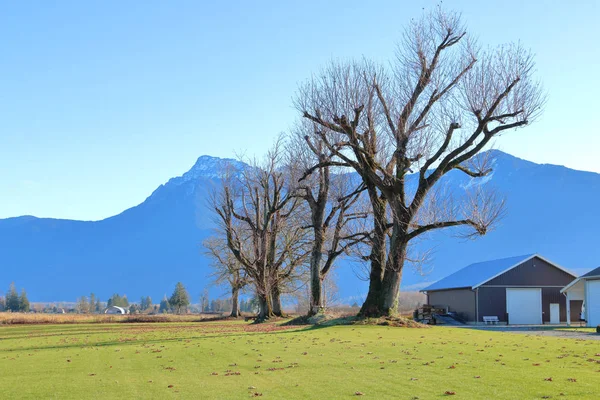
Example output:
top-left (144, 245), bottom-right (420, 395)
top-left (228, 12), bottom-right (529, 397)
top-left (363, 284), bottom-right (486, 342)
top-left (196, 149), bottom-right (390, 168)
top-left (1, 150), bottom-right (598, 303)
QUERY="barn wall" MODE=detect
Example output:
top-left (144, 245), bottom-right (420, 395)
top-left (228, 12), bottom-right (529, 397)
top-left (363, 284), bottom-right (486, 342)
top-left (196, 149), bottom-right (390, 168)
top-left (477, 287), bottom-right (507, 322)
top-left (427, 289), bottom-right (476, 322)
top-left (569, 300), bottom-right (584, 322)
top-left (485, 257), bottom-right (575, 286)
top-left (542, 287), bottom-right (566, 323)
top-left (477, 286), bottom-right (583, 323)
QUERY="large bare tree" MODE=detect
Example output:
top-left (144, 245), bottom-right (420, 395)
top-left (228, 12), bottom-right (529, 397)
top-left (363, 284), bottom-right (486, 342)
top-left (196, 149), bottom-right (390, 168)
top-left (212, 140), bottom-right (310, 320)
top-left (287, 122), bottom-right (369, 316)
top-left (295, 9), bottom-right (544, 317)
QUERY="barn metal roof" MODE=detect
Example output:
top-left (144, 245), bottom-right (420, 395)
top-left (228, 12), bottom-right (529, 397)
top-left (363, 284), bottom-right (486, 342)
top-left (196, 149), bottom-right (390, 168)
top-left (582, 266), bottom-right (600, 278)
top-left (561, 266), bottom-right (600, 293)
top-left (421, 254), bottom-right (560, 292)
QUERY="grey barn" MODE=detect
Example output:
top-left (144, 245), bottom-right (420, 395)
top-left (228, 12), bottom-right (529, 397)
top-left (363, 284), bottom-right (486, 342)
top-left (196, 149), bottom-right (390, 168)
top-left (421, 254), bottom-right (582, 324)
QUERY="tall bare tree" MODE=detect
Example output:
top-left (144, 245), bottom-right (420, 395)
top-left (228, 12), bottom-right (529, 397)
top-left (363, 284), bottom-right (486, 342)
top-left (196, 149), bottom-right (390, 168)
top-left (212, 140), bottom-right (310, 320)
top-left (295, 9), bottom-right (544, 317)
top-left (204, 236), bottom-right (248, 317)
top-left (287, 122), bottom-right (369, 316)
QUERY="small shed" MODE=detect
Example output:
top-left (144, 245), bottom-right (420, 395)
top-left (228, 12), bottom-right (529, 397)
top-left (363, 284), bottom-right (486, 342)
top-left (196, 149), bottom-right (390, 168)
top-left (561, 266), bottom-right (600, 327)
top-left (421, 254), bottom-right (580, 324)
top-left (104, 306), bottom-right (128, 315)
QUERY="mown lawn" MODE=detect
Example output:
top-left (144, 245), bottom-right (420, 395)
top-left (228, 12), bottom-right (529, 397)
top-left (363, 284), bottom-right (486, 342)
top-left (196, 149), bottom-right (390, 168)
top-left (0, 320), bottom-right (598, 399)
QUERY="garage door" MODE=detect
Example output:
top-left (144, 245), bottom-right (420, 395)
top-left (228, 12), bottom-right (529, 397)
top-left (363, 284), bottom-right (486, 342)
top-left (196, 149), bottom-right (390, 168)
top-left (506, 288), bottom-right (542, 325)
top-left (587, 280), bottom-right (600, 327)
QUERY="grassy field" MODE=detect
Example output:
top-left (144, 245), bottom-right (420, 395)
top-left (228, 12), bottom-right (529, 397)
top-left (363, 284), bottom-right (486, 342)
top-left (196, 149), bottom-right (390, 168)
top-left (0, 312), bottom-right (223, 325)
top-left (0, 320), bottom-right (599, 399)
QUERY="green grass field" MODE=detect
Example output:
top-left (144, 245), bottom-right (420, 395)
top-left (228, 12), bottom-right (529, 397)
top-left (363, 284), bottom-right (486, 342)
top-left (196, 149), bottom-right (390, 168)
top-left (0, 320), bottom-right (598, 399)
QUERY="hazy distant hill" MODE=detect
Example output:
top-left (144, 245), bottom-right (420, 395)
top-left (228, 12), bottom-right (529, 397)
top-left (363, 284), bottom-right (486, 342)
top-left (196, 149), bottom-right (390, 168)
top-left (1, 151), bottom-right (598, 303)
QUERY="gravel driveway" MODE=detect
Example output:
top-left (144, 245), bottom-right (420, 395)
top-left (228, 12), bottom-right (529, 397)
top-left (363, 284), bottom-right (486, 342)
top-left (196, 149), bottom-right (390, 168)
top-left (460, 326), bottom-right (600, 340)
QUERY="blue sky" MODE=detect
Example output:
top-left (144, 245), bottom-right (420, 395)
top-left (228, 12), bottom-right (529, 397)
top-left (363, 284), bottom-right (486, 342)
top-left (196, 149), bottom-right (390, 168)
top-left (1, 0), bottom-right (598, 220)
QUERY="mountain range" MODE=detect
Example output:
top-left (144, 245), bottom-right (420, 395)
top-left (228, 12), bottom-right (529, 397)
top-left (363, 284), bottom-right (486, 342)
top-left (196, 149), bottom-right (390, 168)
top-left (1, 151), bottom-right (598, 304)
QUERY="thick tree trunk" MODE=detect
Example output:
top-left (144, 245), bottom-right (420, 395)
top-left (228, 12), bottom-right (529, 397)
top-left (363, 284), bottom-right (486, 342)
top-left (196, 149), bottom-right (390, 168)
top-left (257, 292), bottom-right (273, 321)
top-left (378, 222), bottom-right (408, 316)
top-left (380, 265), bottom-right (404, 315)
top-left (271, 286), bottom-right (283, 317)
top-left (308, 225), bottom-right (325, 316)
top-left (358, 256), bottom-right (385, 317)
top-left (230, 286), bottom-right (241, 318)
top-left (359, 188), bottom-right (388, 317)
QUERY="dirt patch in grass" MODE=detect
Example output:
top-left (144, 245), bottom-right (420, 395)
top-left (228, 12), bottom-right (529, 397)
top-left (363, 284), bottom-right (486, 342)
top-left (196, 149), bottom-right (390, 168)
top-left (354, 316), bottom-right (429, 328)
top-left (284, 314), bottom-right (427, 328)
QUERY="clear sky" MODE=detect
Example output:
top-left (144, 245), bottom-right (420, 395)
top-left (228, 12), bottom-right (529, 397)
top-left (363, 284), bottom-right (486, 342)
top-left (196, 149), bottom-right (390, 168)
top-left (1, 0), bottom-right (598, 221)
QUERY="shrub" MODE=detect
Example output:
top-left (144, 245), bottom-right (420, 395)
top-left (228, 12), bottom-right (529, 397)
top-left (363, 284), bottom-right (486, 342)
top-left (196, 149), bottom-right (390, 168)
top-left (596, 325), bottom-right (600, 334)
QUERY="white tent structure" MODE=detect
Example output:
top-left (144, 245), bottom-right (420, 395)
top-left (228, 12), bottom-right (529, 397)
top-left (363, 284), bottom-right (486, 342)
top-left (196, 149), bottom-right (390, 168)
top-left (561, 267), bottom-right (600, 327)
top-left (104, 306), bottom-right (128, 315)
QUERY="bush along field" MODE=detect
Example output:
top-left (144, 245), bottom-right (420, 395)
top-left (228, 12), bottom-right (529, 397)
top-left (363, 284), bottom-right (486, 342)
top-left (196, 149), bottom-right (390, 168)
top-left (0, 320), bottom-right (599, 399)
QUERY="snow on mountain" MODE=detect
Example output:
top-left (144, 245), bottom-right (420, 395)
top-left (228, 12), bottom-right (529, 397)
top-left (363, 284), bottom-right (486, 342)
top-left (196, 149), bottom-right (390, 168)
top-left (1, 150), bottom-right (599, 303)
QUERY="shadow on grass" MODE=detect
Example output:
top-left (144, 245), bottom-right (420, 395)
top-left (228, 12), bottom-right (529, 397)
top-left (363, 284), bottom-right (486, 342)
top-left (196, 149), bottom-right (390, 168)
top-left (0, 324), bottom-right (316, 354)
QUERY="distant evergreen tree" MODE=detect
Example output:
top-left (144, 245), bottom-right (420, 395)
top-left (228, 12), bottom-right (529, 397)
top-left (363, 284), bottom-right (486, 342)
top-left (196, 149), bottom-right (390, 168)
top-left (6, 283), bottom-right (20, 312)
top-left (169, 282), bottom-right (190, 314)
top-left (18, 289), bottom-right (30, 312)
top-left (140, 296), bottom-right (152, 311)
top-left (159, 295), bottom-right (170, 314)
top-left (129, 304), bottom-right (139, 314)
top-left (247, 296), bottom-right (259, 313)
top-left (95, 299), bottom-right (102, 312)
top-left (107, 294), bottom-right (129, 308)
top-left (0, 295), bottom-right (5, 311)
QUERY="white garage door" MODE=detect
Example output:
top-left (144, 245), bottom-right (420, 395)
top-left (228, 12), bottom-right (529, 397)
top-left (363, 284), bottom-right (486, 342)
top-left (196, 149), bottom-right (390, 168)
top-left (506, 288), bottom-right (542, 325)
top-left (587, 280), bottom-right (600, 327)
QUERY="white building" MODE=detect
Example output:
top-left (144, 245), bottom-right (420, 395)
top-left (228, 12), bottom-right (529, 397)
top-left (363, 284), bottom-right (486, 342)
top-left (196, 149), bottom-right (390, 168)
top-left (561, 267), bottom-right (600, 327)
top-left (104, 306), bottom-right (128, 315)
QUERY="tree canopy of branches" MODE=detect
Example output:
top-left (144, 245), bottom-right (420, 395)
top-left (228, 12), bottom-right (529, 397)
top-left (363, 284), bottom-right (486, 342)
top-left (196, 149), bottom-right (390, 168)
top-left (294, 9), bottom-right (544, 317)
top-left (204, 236), bottom-right (248, 317)
top-left (211, 140), bottom-right (310, 320)
top-left (287, 122), bottom-right (369, 316)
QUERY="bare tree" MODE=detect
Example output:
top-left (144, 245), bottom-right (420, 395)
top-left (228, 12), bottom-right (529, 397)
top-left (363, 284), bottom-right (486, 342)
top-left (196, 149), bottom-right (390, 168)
top-left (212, 139), bottom-right (310, 320)
top-left (204, 236), bottom-right (247, 317)
top-left (287, 121), bottom-right (369, 316)
top-left (295, 8), bottom-right (544, 317)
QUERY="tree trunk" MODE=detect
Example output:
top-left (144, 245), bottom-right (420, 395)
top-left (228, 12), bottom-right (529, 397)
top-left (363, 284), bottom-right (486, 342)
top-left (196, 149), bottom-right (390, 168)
top-left (271, 286), bottom-right (283, 317)
top-left (308, 225), bottom-right (325, 316)
top-left (359, 188), bottom-right (388, 317)
top-left (358, 256), bottom-right (385, 317)
top-left (257, 292), bottom-right (273, 321)
top-left (380, 266), bottom-right (404, 316)
top-left (230, 286), bottom-right (241, 318)
top-left (378, 224), bottom-right (408, 316)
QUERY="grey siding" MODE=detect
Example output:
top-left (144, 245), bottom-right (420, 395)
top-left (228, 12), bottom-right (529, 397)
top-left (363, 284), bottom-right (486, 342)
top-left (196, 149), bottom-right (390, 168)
top-left (485, 257), bottom-right (575, 286)
top-left (427, 288), bottom-right (476, 322)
